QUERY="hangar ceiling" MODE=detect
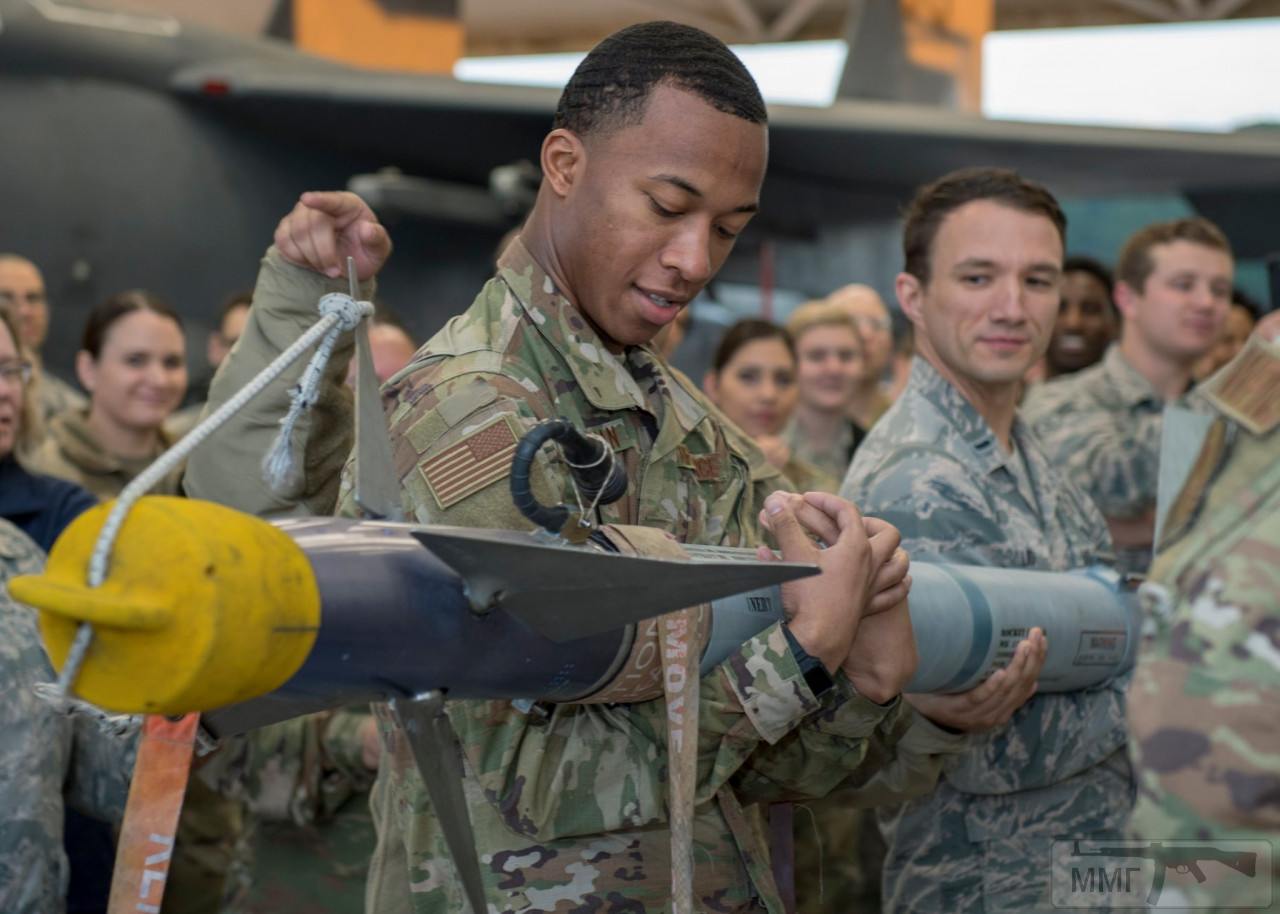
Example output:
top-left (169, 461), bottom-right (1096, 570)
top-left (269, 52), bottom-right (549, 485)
top-left (75, 0), bottom-right (1280, 55)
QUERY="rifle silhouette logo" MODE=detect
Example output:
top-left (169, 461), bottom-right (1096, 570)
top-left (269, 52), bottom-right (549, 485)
top-left (1069, 839), bottom-right (1258, 906)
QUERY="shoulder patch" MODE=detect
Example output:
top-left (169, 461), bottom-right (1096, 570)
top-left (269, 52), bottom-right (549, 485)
top-left (419, 413), bottom-right (521, 509)
top-left (1199, 332), bottom-right (1280, 435)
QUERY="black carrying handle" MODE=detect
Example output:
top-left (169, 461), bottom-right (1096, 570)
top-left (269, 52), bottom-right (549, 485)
top-left (510, 418), bottom-right (629, 535)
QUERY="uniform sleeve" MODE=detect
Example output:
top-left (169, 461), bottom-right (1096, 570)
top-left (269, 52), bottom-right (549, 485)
top-left (183, 247), bottom-right (370, 517)
top-left (1031, 405), bottom-right (1162, 521)
top-left (445, 623), bottom-right (899, 842)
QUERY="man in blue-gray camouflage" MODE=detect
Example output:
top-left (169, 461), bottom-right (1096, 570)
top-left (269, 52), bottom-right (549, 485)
top-left (838, 167), bottom-right (1134, 912)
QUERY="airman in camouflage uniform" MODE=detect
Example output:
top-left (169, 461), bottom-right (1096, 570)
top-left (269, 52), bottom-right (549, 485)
top-left (837, 168), bottom-right (1133, 913)
top-left (1023, 217), bottom-right (1234, 576)
top-left (1127, 325), bottom-right (1280, 908)
top-left (185, 22), bottom-right (972, 913)
top-left (843, 358), bottom-right (1132, 912)
top-left (193, 239), bottom-right (944, 912)
top-left (1023, 346), bottom-right (1190, 576)
top-left (0, 518), bottom-right (136, 914)
top-left (344, 235), bottom-right (943, 913)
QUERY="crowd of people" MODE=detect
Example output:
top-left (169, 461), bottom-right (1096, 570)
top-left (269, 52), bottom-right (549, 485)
top-left (1, 18), bottom-right (1275, 914)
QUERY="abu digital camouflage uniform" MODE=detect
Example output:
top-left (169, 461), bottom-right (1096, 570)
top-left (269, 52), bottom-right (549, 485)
top-left (186, 244), bottom-right (963, 913)
top-left (839, 356), bottom-right (1135, 913)
top-left (20, 409), bottom-right (246, 914)
top-left (0, 518), bottom-right (136, 914)
top-left (1127, 334), bottom-right (1280, 908)
top-left (1023, 344), bottom-right (1193, 575)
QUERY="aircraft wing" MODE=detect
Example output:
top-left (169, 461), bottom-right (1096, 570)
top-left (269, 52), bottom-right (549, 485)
top-left (5, 0), bottom-right (1280, 241)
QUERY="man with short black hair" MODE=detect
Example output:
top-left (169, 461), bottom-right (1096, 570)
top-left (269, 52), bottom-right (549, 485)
top-left (189, 21), bottom-right (944, 913)
top-left (1043, 255), bottom-right (1117, 379)
top-left (1024, 217), bottom-right (1233, 573)
top-left (840, 167), bottom-right (1129, 913)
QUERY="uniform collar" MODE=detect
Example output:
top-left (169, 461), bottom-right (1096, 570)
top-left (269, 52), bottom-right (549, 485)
top-left (910, 356), bottom-right (1054, 521)
top-left (1101, 344), bottom-right (1164, 409)
top-left (910, 357), bottom-right (1016, 477)
top-left (494, 239), bottom-right (707, 437)
top-left (496, 239), bottom-right (651, 413)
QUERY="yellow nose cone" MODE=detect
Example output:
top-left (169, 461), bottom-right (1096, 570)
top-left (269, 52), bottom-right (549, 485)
top-left (10, 496), bottom-right (320, 715)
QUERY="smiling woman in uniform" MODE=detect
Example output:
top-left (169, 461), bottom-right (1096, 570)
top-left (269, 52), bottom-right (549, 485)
top-left (27, 290), bottom-right (188, 499)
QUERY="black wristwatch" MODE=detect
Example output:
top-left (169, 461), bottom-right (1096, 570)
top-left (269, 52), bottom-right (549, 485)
top-left (782, 625), bottom-right (835, 699)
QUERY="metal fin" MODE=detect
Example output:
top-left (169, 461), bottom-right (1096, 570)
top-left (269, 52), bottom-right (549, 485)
top-left (388, 691), bottom-right (487, 914)
top-left (411, 526), bottom-right (818, 642)
top-left (351, 257), bottom-right (403, 522)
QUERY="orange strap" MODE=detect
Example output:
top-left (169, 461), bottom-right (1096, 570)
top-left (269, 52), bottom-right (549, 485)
top-left (107, 713), bottom-right (199, 914)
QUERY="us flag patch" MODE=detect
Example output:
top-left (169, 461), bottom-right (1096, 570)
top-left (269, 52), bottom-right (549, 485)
top-left (420, 414), bottom-right (520, 509)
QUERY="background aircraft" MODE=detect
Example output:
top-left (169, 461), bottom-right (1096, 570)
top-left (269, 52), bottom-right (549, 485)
top-left (3, 0), bottom-right (1278, 378)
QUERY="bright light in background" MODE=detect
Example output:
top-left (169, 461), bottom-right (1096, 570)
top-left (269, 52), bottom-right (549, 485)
top-left (984, 19), bottom-right (1280, 132)
top-left (455, 40), bottom-right (848, 107)
top-left (457, 22), bottom-right (1280, 132)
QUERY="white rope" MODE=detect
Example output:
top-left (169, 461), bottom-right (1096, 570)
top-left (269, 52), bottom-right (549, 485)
top-left (55, 290), bottom-right (371, 698)
top-left (262, 292), bottom-right (369, 495)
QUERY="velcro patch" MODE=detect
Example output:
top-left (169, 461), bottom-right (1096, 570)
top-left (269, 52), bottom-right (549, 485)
top-left (1200, 332), bottom-right (1280, 435)
top-left (420, 414), bottom-right (520, 509)
top-left (677, 445), bottom-right (722, 481)
top-left (591, 417), bottom-right (635, 453)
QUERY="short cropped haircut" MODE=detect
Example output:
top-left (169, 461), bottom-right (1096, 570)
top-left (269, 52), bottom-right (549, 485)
top-left (1115, 217), bottom-right (1232, 293)
top-left (554, 21), bottom-right (767, 139)
top-left (1231, 287), bottom-right (1262, 322)
top-left (785, 300), bottom-right (860, 344)
top-left (902, 167), bottom-right (1067, 285)
top-left (711, 319), bottom-right (793, 374)
top-left (1063, 255), bottom-right (1117, 316)
top-left (1063, 255), bottom-right (1113, 293)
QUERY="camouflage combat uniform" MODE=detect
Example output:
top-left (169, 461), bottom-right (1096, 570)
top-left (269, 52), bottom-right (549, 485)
top-left (186, 245), bottom-right (963, 913)
top-left (1127, 334), bottom-right (1280, 908)
top-left (26, 409), bottom-right (183, 502)
top-left (839, 357), bottom-right (1135, 913)
top-left (1023, 344), bottom-right (1192, 575)
top-left (334, 239), bottom-right (956, 914)
top-left (0, 518), bottom-right (136, 914)
top-left (783, 417), bottom-right (860, 484)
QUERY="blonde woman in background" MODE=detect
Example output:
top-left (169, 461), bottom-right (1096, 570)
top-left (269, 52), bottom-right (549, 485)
top-left (783, 300), bottom-right (867, 482)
